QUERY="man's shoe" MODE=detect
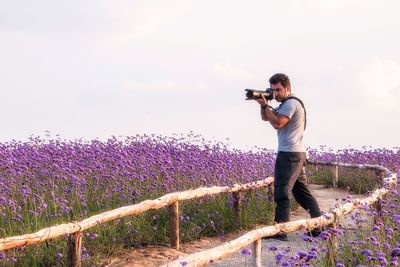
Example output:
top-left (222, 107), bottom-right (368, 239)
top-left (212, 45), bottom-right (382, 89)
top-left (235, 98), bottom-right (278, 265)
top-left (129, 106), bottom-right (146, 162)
top-left (262, 233), bottom-right (288, 241)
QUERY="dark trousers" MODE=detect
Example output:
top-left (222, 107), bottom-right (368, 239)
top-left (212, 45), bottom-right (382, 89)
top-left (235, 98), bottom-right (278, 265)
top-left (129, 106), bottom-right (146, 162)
top-left (273, 151), bottom-right (322, 223)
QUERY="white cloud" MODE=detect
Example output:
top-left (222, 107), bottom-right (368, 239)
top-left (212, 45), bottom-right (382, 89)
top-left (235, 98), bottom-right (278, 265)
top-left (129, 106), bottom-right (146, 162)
top-left (1, 1), bottom-right (400, 149)
top-left (356, 58), bottom-right (400, 107)
top-left (0, 1), bottom-right (179, 41)
top-left (106, 4), bottom-right (179, 42)
top-left (213, 63), bottom-right (253, 81)
top-left (122, 80), bottom-right (208, 93)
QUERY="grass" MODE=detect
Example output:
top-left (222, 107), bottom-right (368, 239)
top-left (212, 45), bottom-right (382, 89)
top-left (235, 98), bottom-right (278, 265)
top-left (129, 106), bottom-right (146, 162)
top-left (307, 165), bottom-right (380, 194)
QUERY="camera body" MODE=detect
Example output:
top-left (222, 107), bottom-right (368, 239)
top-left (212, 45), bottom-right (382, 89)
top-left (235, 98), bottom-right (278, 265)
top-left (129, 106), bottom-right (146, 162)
top-left (245, 88), bottom-right (274, 101)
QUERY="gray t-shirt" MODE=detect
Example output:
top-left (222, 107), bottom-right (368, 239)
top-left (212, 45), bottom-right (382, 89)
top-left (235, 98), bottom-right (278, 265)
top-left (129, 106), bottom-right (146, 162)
top-left (275, 97), bottom-right (306, 152)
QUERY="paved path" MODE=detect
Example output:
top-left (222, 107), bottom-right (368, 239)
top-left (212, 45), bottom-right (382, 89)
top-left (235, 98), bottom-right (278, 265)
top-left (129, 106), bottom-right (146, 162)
top-left (210, 184), bottom-right (362, 267)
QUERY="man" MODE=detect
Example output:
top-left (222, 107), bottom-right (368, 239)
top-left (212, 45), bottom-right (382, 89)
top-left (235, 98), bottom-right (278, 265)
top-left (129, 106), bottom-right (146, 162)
top-left (256, 73), bottom-right (322, 241)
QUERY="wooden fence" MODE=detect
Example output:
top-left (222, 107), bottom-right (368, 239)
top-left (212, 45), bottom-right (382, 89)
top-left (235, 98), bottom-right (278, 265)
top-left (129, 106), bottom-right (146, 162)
top-left (162, 161), bottom-right (397, 267)
top-left (0, 161), bottom-right (396, 267)
top-left (0, 176), bottom-right (274, 266)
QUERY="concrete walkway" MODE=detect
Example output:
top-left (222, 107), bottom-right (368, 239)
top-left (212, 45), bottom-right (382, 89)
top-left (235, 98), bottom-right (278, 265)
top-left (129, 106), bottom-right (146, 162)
top-left (211, 184), bottom-right (362, 267)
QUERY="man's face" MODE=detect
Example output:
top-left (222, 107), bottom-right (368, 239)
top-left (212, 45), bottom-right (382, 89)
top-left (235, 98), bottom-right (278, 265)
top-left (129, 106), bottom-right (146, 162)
top-left (271, 82), bottom-right (290, 102)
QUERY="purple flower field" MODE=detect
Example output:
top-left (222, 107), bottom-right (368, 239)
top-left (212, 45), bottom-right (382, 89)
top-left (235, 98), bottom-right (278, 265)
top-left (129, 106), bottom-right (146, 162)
top-left (0, 134), bottom-right (276, 265)
top-left (0, 134), bottom-right (275, 228)
top-left (0, 134), bottom-right (399, 266)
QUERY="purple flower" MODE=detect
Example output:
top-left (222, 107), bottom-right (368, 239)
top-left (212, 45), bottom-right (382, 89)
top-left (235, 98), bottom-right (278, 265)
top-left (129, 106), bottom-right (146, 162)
top-left (268, 245), bottom-right (278, 251)
top-left (86, 232), bottom-right (98, 240)
top-left (240, 248), bottom-right (252, 256)
top-left (391, 248), bottom-right (400, 257)
top-left (385, 228), bottom-right (394, 234)
top-left (360, 249), bottom-right (372, 256)
top-left (275, 252), bottom-right (286, 262)
top-left (302, 235), bottom-right (315, 242)
top-left (306, 251), bottom-right (318, 261)
top-left (210, 220), bottom-right (216, 230)
top-left (323, 213), bottom-right (332, 219)
top-left (372, 241), bottom-right (380, 246)
top-left (297, 250), bottom-right (308, 259)
top-left (14, 214), bottom-right (23, 221)
top-left (319, 231), bottom-right (330, 240)
top-left (372, 225), bottom-right (381, 231)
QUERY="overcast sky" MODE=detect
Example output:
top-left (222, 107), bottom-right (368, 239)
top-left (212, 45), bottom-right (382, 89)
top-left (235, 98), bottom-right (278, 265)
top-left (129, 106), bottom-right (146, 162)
top-left (1, 0), bottom-right (399, 150)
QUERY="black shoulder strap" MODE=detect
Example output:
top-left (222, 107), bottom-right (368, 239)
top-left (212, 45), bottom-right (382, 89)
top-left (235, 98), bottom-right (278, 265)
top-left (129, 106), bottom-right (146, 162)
top-left (281, 96), bottom-right (307, 130)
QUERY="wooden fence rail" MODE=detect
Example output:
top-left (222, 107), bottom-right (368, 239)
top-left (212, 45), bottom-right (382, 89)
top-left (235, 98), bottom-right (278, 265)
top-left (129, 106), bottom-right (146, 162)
top-left (162, 162), bottom-right (397, 267)
top-left (0, 177), bottom-right (274, 253)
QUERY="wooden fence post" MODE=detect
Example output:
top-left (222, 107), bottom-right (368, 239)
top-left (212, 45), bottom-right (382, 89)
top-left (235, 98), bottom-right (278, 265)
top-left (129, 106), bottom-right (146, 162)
top-left (267, 184), bottom-right (274, 202)
top-left (375, 169), bottom-right (385, 182)
top-left (233, 191), bottom-right (241, 225)
top-left (252, 239), bottom-right (262, 267)
top-left (374, 198), bottom-right (382, 224)
top-left (68, 231), bottom-right (82, 267)
top-left (331, 165), bottom-right (339, 188)
top-left (169, 201), bottom-right (180, 250)
top-left (326, 222), bottom-right (337, 267)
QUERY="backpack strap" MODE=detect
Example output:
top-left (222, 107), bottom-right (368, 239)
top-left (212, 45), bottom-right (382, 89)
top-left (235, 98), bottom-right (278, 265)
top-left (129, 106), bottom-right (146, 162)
top-left (280, 96), bottom-right (307, 130)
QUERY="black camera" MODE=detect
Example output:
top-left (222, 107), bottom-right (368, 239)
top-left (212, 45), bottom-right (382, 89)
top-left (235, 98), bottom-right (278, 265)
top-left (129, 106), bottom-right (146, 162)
top-left (245, 88), bottom-right (274, 101)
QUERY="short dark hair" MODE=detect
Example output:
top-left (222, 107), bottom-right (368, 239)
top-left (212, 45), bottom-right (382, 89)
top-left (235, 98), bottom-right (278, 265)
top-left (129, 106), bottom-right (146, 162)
top-left (269, 73), bottom-right (291, 88)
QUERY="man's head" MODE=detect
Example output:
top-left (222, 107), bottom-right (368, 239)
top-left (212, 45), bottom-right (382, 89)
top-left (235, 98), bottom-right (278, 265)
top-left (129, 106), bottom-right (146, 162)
top-left (269, 73), bottom-right (291, 102)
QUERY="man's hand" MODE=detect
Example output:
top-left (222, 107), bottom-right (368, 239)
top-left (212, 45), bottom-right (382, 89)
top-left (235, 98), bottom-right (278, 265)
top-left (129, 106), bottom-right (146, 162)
top-left (256, 95), bottom-right (268, 106)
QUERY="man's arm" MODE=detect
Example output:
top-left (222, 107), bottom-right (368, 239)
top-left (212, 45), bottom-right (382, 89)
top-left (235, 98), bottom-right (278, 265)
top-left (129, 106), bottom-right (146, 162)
top-left (261, 107), bottom-right (290, 129)
top-left (257, 96), bottom-right (290, 129)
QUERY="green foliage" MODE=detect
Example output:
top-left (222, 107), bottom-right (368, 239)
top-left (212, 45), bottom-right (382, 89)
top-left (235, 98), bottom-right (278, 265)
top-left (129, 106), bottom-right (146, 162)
top-left (307, 167), bottom-right (334, 186)
top-left (307, 166), bottom-right (380, 194)
top-left (337, 168), bottom-right (380, 194)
